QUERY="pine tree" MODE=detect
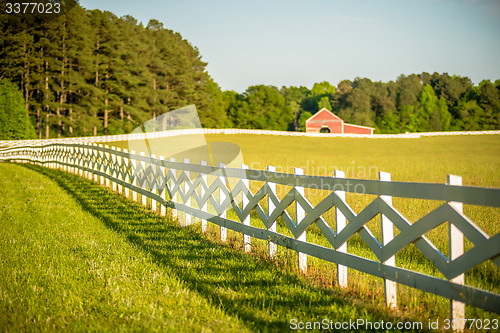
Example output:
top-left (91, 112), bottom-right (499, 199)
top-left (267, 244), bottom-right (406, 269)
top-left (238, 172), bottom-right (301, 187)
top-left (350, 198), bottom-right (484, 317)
top-left (0, 78), bottom-right (35, 139)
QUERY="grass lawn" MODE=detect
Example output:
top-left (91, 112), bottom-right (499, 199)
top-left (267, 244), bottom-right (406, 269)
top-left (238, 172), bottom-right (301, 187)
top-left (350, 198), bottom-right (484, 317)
top-left (0, 163), bottom-right (419, 332)
top-left (204, 134), bottom-right (500, 321)
top-left (201, 134), bottom-right (500, 186)
top-left (110, 134), bottom-right (500, 185)
top-left (107, 134), bottom-right (500, 325)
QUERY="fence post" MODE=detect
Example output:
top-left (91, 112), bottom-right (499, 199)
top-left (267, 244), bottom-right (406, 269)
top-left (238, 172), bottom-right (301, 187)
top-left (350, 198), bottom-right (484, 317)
top-left (140, 152), bottom-right (147, 207)
top-left (65, 146), bottom-right (70, 172)
top-left (78, 146), bottom-right (84, 177)
top-left (62, 146), bottom-right (67, 172)
top-left (86, 145), bottom-right (91, 178)
top-left (448, 174), bottom-right (465, 331)
top-left (61, 145), bottom-right (65, 171)
top-left (111, 147), bottom-right (118, 192)
top-left (53, 146), bottom-right (58, 169)
top-left (101, 145), bottom-right (111, 187)
top-left (116, 147), bottom-right (123, 195)
top-left (295, 167), bottom-right (307, 273)
top-left (87, 146), bottom-right (93, 180)
top-left (220, 162), bottom-right (227, 242)
top-left (242, 163), bottom-right (251, 252)
top-left (267, 165), bottom-right (277, 259)
top-left (170, 157), bottom-right (178, 220)
top-left (92, 144), bottom-right (98, 182)
top-left (160, 156), bottom-right (166, 216)
top-left (98, 144), bottom-right (105, 185)
top-left (334, 170), bottom-right (348, 288)
top-left (131, 150), bottom-right (138, 202)
top-left (151, 154), bottom-right (157, 213)
top-left (380, 171), bottom-right (397, 309)
top-left (55, 145), bottom-right (59, 170)
top-left (200, 160), bottom-right (208, 233)
top-left (51, 146), bottom-right (54, 169)
top-left (66, 146), bottom-right (71, 172)
top-left (183, 158), bottom-right (191, 226)
top-left (74, 145), bottom-right (79, 174)
top-left (123, 148), bottom-right (130, 198)
top-left (82, 146), bottom-right (87, 178)
top-left (71, 145), bottom-right (75, 173)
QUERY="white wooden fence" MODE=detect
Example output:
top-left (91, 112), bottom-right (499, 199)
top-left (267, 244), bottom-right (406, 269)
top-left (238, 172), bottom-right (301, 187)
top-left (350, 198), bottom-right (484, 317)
top-left (1, 142), bottom-right (499, 325)
top-left (1, 128), bottom-right (499, 148)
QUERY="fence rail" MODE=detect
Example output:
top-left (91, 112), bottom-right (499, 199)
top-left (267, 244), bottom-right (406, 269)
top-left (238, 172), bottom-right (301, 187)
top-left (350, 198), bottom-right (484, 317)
top-left (1, 142), bottom-right (499, 324)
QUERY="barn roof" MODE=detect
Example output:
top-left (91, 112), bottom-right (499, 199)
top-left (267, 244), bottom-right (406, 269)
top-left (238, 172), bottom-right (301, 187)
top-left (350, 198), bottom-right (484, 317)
top-left (343, 123), bottom-right (376, 130)
top-left (305, 108), bottom-right (375, 130)
top-left (305, 108), bottom-right (343, 123)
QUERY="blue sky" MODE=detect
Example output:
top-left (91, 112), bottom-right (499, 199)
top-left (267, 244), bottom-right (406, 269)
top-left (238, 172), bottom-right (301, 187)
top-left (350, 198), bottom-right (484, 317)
top-left (79, 0), bottom-right (500, 92)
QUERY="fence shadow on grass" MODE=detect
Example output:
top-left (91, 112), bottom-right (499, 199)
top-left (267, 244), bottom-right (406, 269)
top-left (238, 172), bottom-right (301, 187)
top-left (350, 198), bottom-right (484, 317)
top-left (24, 164), bottom-right (417, 332)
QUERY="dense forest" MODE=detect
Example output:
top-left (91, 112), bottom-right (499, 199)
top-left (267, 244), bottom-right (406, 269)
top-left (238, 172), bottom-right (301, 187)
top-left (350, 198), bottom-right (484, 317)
top-left (1, 1), bottom-right (499, 139)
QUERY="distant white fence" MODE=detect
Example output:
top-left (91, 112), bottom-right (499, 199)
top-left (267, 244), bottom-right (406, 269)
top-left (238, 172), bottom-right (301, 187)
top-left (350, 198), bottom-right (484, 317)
top-left (1, 128), bottom-right (499, 148)
top-left (1, 142), bottom-right (499, 326)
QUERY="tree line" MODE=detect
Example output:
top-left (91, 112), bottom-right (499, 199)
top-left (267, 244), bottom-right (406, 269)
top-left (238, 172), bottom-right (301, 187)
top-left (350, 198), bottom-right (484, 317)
top-left (274, 74), bottom-right (500, 133)
top-left (1, 1), bottom-right (224, 139)
top-left (1, 1), bottom-right (499, 139)
top-left (0, 78), bottom-right (35, 139)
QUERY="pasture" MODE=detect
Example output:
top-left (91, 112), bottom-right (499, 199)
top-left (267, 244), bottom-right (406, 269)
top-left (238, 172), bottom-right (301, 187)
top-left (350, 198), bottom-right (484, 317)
top-left (0, 163), bottom-right (410, 332)
top-left (1, 134), bottom-right (499, 331)
top-left (201, 134), bottom-right (500, 186)
top-left (110, 134), bottom-right (500, 323)
top-left (201, 135), bottom-right (500, 321)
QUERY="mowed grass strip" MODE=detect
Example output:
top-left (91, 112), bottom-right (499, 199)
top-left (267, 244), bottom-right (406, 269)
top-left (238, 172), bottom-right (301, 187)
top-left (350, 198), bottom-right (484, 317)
top-left (0, 163), bottom-right (417, 332)
top-left (0, 163), bottom-right (248, 332)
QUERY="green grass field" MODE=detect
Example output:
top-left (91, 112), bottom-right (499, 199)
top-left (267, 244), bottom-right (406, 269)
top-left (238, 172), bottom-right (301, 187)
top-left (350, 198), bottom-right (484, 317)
top-left (110, 134), bottom-right (500, 325)
top-left (112, 134), bottom-right (500, 185)
top-left (0, 163), bottom-right (422, 332)
top-left (204, 135), bottom-right (500, 321)
top-left (1, 134), bottom-right (499, 331)
top-left (203, 134), bottom-right (500, 185)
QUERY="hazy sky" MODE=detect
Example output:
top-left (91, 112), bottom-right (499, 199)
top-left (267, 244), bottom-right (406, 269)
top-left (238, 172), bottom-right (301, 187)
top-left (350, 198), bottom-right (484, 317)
top-left (79, 0), bottom-right (500, 92)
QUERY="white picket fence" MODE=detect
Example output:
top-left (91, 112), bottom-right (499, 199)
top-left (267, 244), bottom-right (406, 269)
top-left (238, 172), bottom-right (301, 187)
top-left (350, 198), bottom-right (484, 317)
top-left (1, 142), bottom-right (499, 326)
top-left (1, 128), bottom-right (499, 148)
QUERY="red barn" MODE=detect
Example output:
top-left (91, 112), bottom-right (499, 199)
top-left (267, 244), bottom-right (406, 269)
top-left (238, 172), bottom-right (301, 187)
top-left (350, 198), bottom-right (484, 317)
top-left (305, 108), bottom-right (374, 135)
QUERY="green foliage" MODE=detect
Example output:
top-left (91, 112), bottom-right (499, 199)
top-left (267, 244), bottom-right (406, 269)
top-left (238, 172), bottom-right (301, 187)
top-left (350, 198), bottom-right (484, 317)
top-left (297, 111), bottom-right (312, 131)
top-left (300, 81), bottom-right (336, 117)
top-left (401, 105), bottom-right (419, 132)
top-left (229, 85), bottom-right (292, 130)
top-left (376, 110), bottom-right (399, 133)
top-left (0, 3), bottom-right (219, 138)
top-left (317, 96), bottom-right (332, 110)
top-left (430, 72), bottom-right (472, 107)
top-left (453, 99), bottom-right (485, 130)
top-left (437, 97), bottom-right (452, 130)
top-left (229, 74), bottom-right (498, 134)
top-left (0, 79), bottom-right (35, 139)
top-left (311, 81), bottom-right (336, 96)
top-left (418, 84), bottom-right (439, 131)
top-left (278, 86), bottom-right (310, 130)
top-left (199, 79), bottom-right (231, 128)
top-left (0, 0), bottom-right (498, 136)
